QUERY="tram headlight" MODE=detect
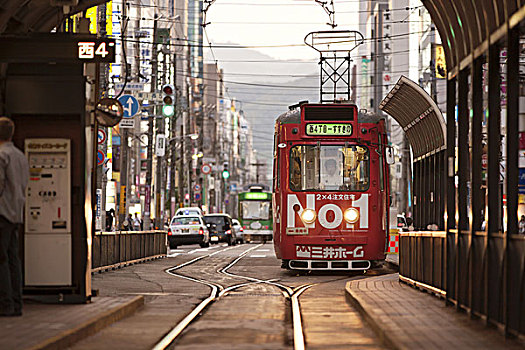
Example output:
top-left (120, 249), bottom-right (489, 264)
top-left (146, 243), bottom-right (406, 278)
top-left (344, 208), bottom-right (360, 224)
top-left (301, 209), bottom-right (317, 224)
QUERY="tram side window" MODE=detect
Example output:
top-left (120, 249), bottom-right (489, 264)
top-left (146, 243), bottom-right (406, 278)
top-left (289, 145), bottom-right (369, 191)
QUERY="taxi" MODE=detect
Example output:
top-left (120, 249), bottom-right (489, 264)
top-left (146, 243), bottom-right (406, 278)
top-left (168, 216), bottom-right (210, 249)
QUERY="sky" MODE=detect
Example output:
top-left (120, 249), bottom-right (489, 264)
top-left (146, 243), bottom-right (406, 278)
top-left (203, 0), bottom-right (361, 61)
top-left (197, 0), bottom-right (366, 173)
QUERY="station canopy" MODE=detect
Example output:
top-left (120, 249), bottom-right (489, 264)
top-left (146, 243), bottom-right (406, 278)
top-left (0, 1), bottom-right (105, 34)
top-left (422, 1), bottom-right (525, 78)
top-left (379, 76), bottom-right (446, 159)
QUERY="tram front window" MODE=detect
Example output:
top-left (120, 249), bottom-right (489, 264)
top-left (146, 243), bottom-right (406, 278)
top-left (241, 201), bottom-right (270, 220)
top-left (289, 145), bottom-right (369, 191)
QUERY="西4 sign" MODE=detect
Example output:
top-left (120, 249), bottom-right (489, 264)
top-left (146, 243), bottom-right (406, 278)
top-left (77, 39), bottom-right (116, 63)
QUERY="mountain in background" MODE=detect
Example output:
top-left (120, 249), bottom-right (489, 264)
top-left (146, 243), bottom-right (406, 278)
top-left (205, 46), bottom-right (320, 179)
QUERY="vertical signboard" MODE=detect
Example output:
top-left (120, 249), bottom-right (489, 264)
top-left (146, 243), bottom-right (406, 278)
top-left (119, 185), bottom-right (126, 215)
top-left (382, 10), bottom-right (392, 96)
top-left (95, 189), bottom-right (102, 231)
top-left (435, 44), bottom-right (446, 79)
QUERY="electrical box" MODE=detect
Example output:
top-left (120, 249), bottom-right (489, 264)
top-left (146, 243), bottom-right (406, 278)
top-left (24, 139), bottom-right (71, 286)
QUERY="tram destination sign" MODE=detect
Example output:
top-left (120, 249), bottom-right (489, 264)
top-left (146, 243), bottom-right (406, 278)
top-left (241, 192), bottom-right (271, 200)
top-left (306, 123), bottom-right (352, 136)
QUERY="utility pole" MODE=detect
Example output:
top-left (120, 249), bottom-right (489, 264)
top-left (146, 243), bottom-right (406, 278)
top-left (169, 52), bottom-right (178, 217)
top-left (373, 4), bottom-right (387, 113)
top-left (155, 46), bottom-right (167, 228)
top-left (118, 3), bottom-right (130, 229)
top-left (178, 123), bottom-right (184, 208)
top-left (96, 3), bottom-right (109, 231)
top-left (144, 15), bottom-right (157, 230)
top-left (251, 162), bottom-right (265, 183)
top-left (131, 3), bottom-right (141, 224)
top-left (185, 44), bottom-right (192, 207)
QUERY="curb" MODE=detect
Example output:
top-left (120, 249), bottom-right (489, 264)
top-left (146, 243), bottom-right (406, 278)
top-left (344, 281), bottom-right (402, 350)
top-left (385, 259), bottom-right (399, 272)
top-left (92, 254), bottom-right (167, 274)
top-left (27, 295), bottom-right (144, 350)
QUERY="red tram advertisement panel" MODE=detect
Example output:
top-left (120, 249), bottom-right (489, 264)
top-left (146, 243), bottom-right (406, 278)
top-left (272, 103), bottom-right (390, 270)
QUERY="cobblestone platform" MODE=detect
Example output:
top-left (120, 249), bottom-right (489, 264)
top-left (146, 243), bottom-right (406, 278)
top-left (0, 295), bottom-right (143, 350)
top-left (345, 273), bottom-right (524, 349)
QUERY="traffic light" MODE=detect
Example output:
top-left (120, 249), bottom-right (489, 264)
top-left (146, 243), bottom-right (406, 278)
top-left (222, 162), bottom-right (230, 179)
top-left (162, 84), bottom-right (175, 117)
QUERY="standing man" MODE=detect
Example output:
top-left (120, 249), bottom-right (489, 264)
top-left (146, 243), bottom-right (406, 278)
top-left (106, 208), bottom-right (115, 231)
top-left (0, 117), bottom-right (29, 316)
top-left (133, 213), bottom-right (141, 231)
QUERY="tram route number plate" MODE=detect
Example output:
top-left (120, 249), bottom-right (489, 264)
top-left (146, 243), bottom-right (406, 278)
top-left (286, 227), bottom-right (309, 235)
top-left (306, 123), bottom-right (352, 136)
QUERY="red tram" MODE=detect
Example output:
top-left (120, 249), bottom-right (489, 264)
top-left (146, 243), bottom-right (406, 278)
top-left (272, 103), bottom-right (390, 270)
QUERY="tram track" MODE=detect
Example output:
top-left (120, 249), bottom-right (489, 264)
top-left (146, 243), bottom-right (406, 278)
top-left (152, 243), bottom-right (373, 350)
top-left (218, 251), bottom-right (316, 350)
top-left (153, 244), bottom-right (271, 350)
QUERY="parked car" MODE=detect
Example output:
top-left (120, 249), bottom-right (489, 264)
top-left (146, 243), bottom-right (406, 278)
top-left (168, 215), bottom-right (210, 249)
top-left (203, 214), bottom-right (237, 246)
top-left (175, 207), bottom-right (204, 217)
top-left (232, 219), bottom-right (244, 244)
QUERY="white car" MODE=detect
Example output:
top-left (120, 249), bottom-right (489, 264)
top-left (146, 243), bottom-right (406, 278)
top-left (168, 216), bottom-right (210, 249)
top-left (232, 219), bottom-right (244, 244)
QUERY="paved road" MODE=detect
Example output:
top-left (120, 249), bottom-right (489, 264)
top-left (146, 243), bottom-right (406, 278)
top-left (72, 243), bottom-right (394, 349)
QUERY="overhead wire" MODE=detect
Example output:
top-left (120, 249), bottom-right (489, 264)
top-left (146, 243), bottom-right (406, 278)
top-left (123, 2), bottom-right (422, 14)
top-left (109, 1), bottom-right (434, 136)
top-left (108, 28), bottom-right (429, 49)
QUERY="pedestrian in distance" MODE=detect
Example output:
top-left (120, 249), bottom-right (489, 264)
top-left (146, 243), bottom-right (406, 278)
top-left (106, 208), bottom-right (115, 232)
top-left (133, 213), bottom-right (141, 231)
top-left (122, 214), bottom-right (133, 231)
top-left (519, 215), bottom-right (525, 234)
top-left (0, 117), bottom-right (29, 317)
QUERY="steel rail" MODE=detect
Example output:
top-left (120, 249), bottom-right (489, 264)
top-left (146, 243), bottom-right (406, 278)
top-left (155, 243), bottom-right (325, 350)
top-left (219, 246), bottom-right (294, 296)
top-left (218, 246), bottom-right (318, 350)
top-left (153, 244), bottom-right (269, 350)
top-left (291, 284), bottom-right (314, 350)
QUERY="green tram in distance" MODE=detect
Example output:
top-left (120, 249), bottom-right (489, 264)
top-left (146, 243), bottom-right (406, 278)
top-left (238, 184), bottom-right (273, 243)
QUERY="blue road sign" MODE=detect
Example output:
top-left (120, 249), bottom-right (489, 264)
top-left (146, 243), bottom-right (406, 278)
top-left (519, 168), bottom-right (525, 194)
top-left (98, 129), bottom-right (107, 144)
top-left (118, 94), bottom-right (140, 119)
top-left (195, 193), bottom-right (202, 201)
top-left (97, 150), bottom-right (105, 166)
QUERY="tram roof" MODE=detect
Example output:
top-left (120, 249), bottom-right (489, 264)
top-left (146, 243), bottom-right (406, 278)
top-left (380, 76), bottom-right (446, 160)
top-left (276, 105), bottom-right (384, 125)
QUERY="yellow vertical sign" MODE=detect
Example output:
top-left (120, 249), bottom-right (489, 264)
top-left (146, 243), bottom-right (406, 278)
top-left (106, 1), bottom-right (113, 36)
top-left (435, 45), bottom-right (446, 79)
top-left (86, 7), bottom-right (98, 34)
top-left (119, 185), bottom-right (126, 215)
top-left (107, 1), bottom-right (114, 75)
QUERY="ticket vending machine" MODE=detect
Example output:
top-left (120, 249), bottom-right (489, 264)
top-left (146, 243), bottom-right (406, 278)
top-left (24, 139), bottom-right (72, 286)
